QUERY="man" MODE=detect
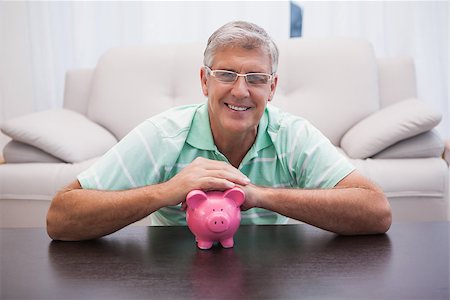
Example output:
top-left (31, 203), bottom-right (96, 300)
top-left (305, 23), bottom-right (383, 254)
top-left (47, 21), bottom-right (391, 241)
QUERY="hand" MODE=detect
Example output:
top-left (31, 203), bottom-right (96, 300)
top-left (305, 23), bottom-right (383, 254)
top-left (161, 157), bottom-right (251, 207)
top-left (239, 183), bottom-right (262, 211)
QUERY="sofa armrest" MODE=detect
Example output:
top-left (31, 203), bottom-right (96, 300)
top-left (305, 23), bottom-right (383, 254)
top-left (373, 129), bottom-right (444, 159)
top-left (1, 109), bottom-right (117, 163)
top-left (3, 140), bottom-right (64, 163)
top-left (444, 140), bottom-right (450, 166)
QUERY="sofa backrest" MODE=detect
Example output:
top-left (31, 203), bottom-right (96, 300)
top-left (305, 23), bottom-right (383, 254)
top-left (85, 38), bottom-right (381, 144)
top-left (377, 57), bottom-right (417, 108)
top-left (274, 38), bottom-right (380, 145)
top-left (64, 69), bottom-right (94, 116)
top-left (87, 43), bottom-right (206, 140)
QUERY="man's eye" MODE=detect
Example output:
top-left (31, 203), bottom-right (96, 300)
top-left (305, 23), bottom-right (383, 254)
top-left (217, 72), bottom-right (236, 81)
top-left (247, 74), bottom-right (269, 84)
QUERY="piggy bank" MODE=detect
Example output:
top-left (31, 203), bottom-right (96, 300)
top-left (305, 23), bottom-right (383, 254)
top-left (186, 187), bottom-right (245, 250)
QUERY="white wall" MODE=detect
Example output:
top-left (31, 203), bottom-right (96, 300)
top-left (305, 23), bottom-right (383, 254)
top-left (299, 1), bottom-right (449, 139)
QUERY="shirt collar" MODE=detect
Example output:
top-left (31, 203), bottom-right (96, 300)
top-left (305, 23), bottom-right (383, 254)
top-left (186, 103), bottom-right (273, 153)
top-left (186, 103), bottom-right (216, 151)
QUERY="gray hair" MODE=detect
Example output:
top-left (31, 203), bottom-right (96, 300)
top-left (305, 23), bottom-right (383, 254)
top-left (203, 21), bottom-right (279, 73)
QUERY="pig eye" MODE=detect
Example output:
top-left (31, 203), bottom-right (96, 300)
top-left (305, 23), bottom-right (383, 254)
top-left (221, 209), bottom-right (223, 211)
top-left (213, 209), bottom-right (215, 212)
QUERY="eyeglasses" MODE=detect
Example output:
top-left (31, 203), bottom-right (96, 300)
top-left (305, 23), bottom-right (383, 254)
top-left (205, 66), bottom-right (273, 85)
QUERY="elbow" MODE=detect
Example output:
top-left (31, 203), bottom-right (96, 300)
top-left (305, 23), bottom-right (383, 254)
top-left (46, 192), bottom-right (74, 241)
top-left (374, 193), bottom-right (392, 234)
top-left (344, 192), bottom-right (392, 236)
top-left (46, 196), bottom-right (64, 241)
top-left (380, 208), bottom-right (392, 234)
top-left (46, 180), bottom-right (85, 241)
top-left (47, 223), bottom-right (61, 241)
top-left (46, 211), bottom-right (63, 241)
top-left (376, 208), bottom-right (392, 235)
top-left (46, 211), bottom-right (78, 241)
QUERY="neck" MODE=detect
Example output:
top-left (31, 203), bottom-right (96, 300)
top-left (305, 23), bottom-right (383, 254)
top-left (213, 129), bottom-right (256, 168)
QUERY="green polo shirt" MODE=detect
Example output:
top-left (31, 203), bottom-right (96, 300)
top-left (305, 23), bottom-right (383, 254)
top-left (78, 103), bottom-right (355, 225)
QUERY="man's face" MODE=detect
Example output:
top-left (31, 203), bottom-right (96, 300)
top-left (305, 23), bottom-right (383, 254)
top-left (200, 47), bottom-right (278, 138)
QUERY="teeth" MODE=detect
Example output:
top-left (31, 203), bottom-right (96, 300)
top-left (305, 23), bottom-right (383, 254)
top-left (227, 104), bottom-right (249, 111)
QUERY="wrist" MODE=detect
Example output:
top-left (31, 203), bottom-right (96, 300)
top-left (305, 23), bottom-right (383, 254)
top-left (254, 185), bottom-right (271, 209)
top-left (155, 180), bottom-right (185, 208)
top-left (246, 184), bottom-right (270, 209)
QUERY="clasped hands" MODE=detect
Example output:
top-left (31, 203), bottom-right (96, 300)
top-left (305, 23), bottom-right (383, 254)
top-left (161, 157), bottom-right (258, 211)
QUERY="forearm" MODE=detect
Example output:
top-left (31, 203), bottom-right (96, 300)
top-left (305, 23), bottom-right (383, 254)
top-left (47, 181), bottom-right (173, 241)
top-left (254, 185), bottom-right (391, 235)
top-left (47, 158), bottom-right (251, 241)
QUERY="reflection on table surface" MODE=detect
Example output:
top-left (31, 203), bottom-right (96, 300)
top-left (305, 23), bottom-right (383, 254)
top-left (1, 222), bottom-right (449, 299)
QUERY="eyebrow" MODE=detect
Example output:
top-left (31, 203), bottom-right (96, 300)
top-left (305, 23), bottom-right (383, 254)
top-left (216, 68), bottom-right (270, 74)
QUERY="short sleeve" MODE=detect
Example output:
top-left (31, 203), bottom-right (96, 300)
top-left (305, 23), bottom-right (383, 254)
top-left (289, 120), bottom-right (355, 188)
top-left (78, 120), bottom-right (172, 190)
top-left (77, 104), bottom-right (198, 191)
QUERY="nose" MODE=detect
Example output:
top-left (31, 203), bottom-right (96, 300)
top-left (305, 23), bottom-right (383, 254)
top-left (230, 76), bottom-right (250, 99)
top-left (207, 213), bottom-right (230, 233)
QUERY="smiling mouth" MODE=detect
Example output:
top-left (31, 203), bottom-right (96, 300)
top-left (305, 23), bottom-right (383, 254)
top-left (226, 103), bottom-right (250, 111)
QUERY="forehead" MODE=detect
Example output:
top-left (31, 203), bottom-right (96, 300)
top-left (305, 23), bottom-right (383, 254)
top-left (211, 47), bottom-right (272, 72)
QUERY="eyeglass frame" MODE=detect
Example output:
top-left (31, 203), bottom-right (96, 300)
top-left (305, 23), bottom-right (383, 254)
top-left (204, 66), bottom-right (274, 85)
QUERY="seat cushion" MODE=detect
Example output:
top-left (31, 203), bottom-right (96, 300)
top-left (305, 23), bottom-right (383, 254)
top-left (0, 158), bottom-right (97, 201)
top-left (3, 141), bottom-right (64, 163)
top-left (349, 157), bottom-right (448, 199)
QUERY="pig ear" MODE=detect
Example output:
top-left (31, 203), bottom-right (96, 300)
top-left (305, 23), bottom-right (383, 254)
top-left (223, 187), bottom-right (245, 207)
top-left (186, 190), bottom-right (207, 209)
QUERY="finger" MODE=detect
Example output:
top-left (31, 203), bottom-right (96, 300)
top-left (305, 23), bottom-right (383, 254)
top-left (205, 169), bottom-right (250, 186)
top-left (198, 177), bottom-right (236, 191)
top-left (195, 158), bottom-right (247, 178)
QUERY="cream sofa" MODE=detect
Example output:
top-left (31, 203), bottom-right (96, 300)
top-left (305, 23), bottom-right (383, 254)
top-left (1, 38), bottom-right (449, 227)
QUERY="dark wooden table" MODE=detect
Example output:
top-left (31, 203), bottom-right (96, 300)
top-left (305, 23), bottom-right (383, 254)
top-left (1, 222), bottom-right (449, 299)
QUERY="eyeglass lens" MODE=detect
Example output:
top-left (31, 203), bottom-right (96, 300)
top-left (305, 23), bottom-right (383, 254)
top-left (210, 69), bottom-right (271, 85)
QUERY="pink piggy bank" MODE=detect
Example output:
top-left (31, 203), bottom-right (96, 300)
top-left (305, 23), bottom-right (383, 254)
top-left (186, 187), bottom-right (245, 250)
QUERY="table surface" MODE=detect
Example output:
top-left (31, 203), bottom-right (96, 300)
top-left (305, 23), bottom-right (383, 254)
top-left (1, 222), bottom-right (449, 300)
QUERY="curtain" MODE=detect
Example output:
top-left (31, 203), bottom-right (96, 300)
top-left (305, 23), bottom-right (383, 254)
top-left (299, 1), bottom-right (449, 138)
top-left (0, 1), bottom-right (290, 148)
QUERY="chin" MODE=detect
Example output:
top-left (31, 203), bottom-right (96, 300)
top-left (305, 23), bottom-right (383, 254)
top-left (226, 123), bottom-right (255, 135)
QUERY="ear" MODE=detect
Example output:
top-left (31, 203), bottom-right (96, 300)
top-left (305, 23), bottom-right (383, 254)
top-left (223, 187), bottom-right (245, 207)
top-left (268, 73), bottom-right (278, 103)
top-left (200, 67), bottom-right (208, 97)
top-left (186, 190), bottom-right (207, 209)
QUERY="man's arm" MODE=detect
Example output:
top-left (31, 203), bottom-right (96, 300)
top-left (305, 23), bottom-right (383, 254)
top-left (241, 170), bottom-right (392, 235)
top-left (47, 157), bottom-right (250, 241)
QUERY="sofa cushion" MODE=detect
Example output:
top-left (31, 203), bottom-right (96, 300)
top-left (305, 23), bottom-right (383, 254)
top-left (340, 98), bottom-right (442, 159)
top-left (3, 141), bottom-right (64, 163)
top-left (373, 130), bottom-right (444, 159)
top-left (1, 109), bottom-right (118, 162)
top-left (349, 157), bottom-right (447, 199)
top-left (274, 38), bottom-right (380, 145)
top-left (0, 158), bottom-right (98, 201)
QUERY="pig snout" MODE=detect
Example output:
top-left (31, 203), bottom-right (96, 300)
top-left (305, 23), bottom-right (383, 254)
top-left (206, 213), bottom-right (230, 233)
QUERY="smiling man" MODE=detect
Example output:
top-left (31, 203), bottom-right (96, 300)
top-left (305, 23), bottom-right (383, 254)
top-left (47, 21), bottom-right (392, 241)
